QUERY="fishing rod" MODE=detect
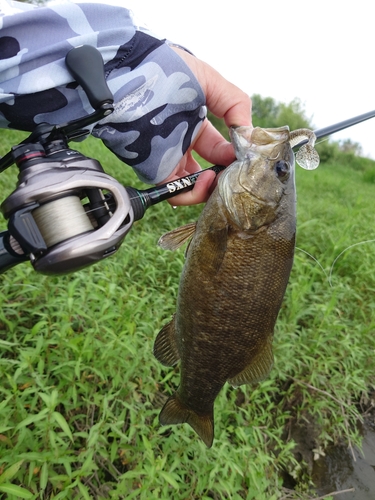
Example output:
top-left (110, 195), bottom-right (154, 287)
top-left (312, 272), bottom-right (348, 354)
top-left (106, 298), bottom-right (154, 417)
top-left (0, 45), bottom-right (374, 276)
top-left (296, 109), bottom-right (375, 145)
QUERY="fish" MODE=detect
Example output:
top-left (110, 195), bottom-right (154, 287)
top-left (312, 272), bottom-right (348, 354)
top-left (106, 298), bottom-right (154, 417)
top-left (154, 125), bottom-right (319, 448)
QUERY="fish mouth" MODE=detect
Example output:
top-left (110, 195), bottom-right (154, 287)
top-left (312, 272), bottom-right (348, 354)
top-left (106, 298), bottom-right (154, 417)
top-left (230, 125), bottom-right (290, 156)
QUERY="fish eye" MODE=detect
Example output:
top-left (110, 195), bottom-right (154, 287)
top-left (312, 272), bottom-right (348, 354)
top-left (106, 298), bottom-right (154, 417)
top-left (275, 160), bottom-right (290, 181)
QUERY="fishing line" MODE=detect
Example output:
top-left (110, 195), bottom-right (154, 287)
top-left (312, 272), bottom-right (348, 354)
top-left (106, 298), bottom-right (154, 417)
top-left (295, 246), bottom-right (330, 284)
top-left (328, 239), bottom-right (375, 286)
top-left (314, 137), bottom-right (329, 147)
top-left (296, 239), bottom-right (375, 288)
top-left (32, 196), bottom-right (94, 247)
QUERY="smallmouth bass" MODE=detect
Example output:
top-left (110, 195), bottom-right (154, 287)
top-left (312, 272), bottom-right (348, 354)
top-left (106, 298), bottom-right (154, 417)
top-left (154, 126), bottom-right (319, 447)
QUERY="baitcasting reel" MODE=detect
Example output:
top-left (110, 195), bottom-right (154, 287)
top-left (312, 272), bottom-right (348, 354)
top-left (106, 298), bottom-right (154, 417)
top-left (0, 46), bottom-right (135, 275)
top-left (1, 136), bottom-right (134, 275)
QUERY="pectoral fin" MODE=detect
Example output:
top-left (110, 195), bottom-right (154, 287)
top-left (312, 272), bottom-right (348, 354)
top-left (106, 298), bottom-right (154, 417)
top-left (228, 337), bottom-right (274, 387)
top-left (153, 315), bottom-right (180, 366)
top-left (158, 222), bottom-right (197, 250)
top-left (207, 225), bottom-right (228, 273)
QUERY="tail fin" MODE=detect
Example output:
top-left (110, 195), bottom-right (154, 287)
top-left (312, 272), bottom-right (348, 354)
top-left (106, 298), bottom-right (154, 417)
top-left (159, 394), bottom-right (214, 448)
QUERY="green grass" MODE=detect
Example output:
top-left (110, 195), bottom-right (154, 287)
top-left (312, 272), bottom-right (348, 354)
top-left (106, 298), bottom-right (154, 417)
top-left (1, 130), bottom-right (375, 499)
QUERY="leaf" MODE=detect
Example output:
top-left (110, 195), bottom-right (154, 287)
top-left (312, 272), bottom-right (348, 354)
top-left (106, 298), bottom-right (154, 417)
top-left (52, 490), bottom-right (70, 500)
top-left (40, 462), bottom-right (48, 491)
top-left (0, 461), bottom-right (24, 484)
top-left (77, 480), bottom-right (91, 500)
top-left (30, 321), bottom-right (48, 335)
top-left (52, 412), bottom-right (74, 442)
top-left (0, 483), bottom-right (34, 498)
top-left (16, 408), bottom-right (49, 429)
top-left (59, 459), bottom-right (72, 479)
top-left (86, 422), bottom-right (101, 448)
top-left (17, 452), bottom-right (44, 461)
top-left (38, 393), bottom-right (51, 407)
top-left (0, 396), bottom-right (13, 412)
top-left (50, 389), bottom-right (59, 409)
top-left (110, 439), bottom-right (118, 463)
top-left (0, 339), bottom-right (19, 347)
top-left (159, 471), bottom-right (179, 489)
top-left (0, 426), bottom-right (13, 433)
top-left (81, 450), bottom-right (97, 474)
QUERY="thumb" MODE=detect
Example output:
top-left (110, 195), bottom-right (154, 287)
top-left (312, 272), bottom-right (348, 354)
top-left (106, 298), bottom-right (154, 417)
top-left (203, 63), bottom-right (252, 128)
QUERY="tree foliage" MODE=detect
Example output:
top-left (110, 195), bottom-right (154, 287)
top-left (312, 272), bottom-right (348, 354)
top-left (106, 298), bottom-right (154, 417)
top-left (338, 138), bottom-right (362, 156)
top-left (252, 94), bottom-right (311, 130)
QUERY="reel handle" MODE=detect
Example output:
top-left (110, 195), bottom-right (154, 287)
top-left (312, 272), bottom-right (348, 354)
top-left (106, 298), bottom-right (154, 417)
top-left (65, 45), bottom-right (113, 110)
top-left (0, 45), bottom-right (114, 175)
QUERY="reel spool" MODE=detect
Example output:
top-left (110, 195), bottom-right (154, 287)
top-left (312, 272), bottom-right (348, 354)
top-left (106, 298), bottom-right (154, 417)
top-left (33, 195), bottom-right (95, 248)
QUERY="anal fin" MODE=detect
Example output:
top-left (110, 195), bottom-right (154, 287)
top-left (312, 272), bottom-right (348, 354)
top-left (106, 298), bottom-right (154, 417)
top-left (228, 337), bottom-right (274, 387)
top-left (153, 315), bottom-right (180, 366)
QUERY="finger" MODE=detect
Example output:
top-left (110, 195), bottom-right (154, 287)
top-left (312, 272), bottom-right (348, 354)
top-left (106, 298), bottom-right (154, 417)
top-left (166, 168), bottom-right (216, 206)
top-left (158, 152), bottom-right (217, 206)
top-left (192, 120), bottom-right (236, 166)
top-left (205, 68), bottom-right (252, 128)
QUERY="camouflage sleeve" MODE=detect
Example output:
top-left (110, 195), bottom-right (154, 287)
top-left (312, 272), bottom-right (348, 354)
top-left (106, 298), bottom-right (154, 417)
top-left (0, 1), bottom-right (206, 184)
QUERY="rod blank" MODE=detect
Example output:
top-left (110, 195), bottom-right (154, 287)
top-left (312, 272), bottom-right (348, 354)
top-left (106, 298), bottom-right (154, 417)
top-left (294, 109), bottom-right (375, 148)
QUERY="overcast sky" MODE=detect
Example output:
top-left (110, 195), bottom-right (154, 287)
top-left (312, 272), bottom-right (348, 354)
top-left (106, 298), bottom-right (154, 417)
top-left (124, 0), bottom-right (374, 159)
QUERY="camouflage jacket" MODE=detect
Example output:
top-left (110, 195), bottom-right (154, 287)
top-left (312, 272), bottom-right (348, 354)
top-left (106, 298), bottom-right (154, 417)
top-left (0, 0), bottom-right (206, 183)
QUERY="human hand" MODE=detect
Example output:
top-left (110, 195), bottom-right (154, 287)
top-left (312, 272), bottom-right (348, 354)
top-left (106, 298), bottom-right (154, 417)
top-left (159, 47), bottom-right (252, 206)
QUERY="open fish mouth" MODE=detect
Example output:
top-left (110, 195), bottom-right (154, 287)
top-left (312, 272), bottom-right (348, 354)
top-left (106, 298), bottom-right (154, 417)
top-left (230, 126), bottom-right (320, 171)
top-left (229, 126), bottom-right (320, 170)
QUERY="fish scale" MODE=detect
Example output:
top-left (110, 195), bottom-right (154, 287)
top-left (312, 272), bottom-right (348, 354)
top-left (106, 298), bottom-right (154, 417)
top-left (154, 125), bottom-right (319, 447)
